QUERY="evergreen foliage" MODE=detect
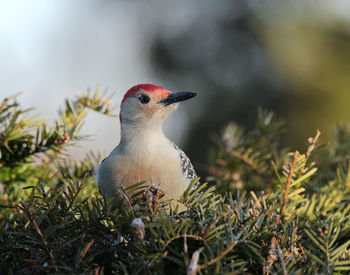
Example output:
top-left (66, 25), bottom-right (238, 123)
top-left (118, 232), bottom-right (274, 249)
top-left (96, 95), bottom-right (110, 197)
top-left (1, 93), bottom-right (350, 274)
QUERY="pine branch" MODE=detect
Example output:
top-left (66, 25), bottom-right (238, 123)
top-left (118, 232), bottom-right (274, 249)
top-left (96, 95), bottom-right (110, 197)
top-left (281, 151), bottom-right (299, 218)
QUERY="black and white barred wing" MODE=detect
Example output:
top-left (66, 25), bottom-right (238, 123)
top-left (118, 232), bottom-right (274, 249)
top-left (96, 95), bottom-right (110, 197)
top-left (172, 143), bottom-right (199, 187)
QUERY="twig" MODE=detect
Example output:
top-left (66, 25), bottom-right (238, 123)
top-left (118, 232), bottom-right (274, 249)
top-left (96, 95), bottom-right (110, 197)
top-left (320, 225), bottom-right (331, 274)
top-left (78, 239), bottom-right (95, 267)
top-left (184, 234), bottom-right (189, 266)
top-left (233, 202), bottom-right (245, 230)
top-left (145, 185), bottom-right (165, 214)
top-left (164, 234), bottom-right (204, 249)
top-left (176, 199), bottom-right (196, 211)
top-left (67, 180), bottom-right (84, 211)
top-left (306, 130), bottom-right (321, 158)
top-left (152, 234), bottom-right (205, 270)
top-left (263, 235), bottom-right (277, 275)
top-left (18, 201), bottom-right (58, 272)
top-left (203, 218), bottom-right (219, 238)
top-left (233, 151), bottom-right (263, 174)
top-left (187, 241), bottom-right (240, 274)
top-left (187, 247), bottom-right (204, 275)
top-left (298, 244), bottom-right (307, 262)
top-left (41, 171), bottom-right (60, 223)
top-left (198, 241), bottom-right (238, 269)
top-left (276, 242), bottom-right (288, 275)
top-left (119, 186), bottom-right (136, 217)
top-left (148, 250), bottom-right (169, 268)
top-left (221, 209), bottom-right (234, 219)
top-left (94, 266), bottom-right (101, 275)
top-left (250, 191), bottom-right (262, 209)
top-left (281, 151), bottom-right (299, 218)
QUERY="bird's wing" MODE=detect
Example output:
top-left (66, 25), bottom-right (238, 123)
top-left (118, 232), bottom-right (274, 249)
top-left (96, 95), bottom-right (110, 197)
top-left (171, 142), bottom-right (199, 187)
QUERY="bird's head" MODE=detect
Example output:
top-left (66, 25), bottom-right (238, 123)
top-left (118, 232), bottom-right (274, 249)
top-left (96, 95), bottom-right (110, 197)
top-left (119, 84), bottom-right (197, 126)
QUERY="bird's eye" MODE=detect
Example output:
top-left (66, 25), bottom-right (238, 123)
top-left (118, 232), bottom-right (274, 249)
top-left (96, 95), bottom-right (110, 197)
top-left (139, 94), bottom-right (150, 104)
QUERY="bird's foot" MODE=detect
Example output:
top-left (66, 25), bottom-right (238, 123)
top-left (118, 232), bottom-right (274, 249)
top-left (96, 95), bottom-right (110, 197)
top-left (144, 184), bottom-right (165, 214)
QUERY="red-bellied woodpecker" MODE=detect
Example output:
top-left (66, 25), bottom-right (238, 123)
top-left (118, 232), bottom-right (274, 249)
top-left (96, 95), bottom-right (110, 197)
top-left (96, 84), bottom-right (198, 203)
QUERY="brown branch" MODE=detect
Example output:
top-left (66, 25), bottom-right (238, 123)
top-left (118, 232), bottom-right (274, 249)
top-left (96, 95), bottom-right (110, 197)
top-left (233, 202), bottom-right (245, 230)
top-left (263, 234), bottom-right (277, 275)
top-left (276, 242), bottom-right (288, 275)
top-left (119, 186), bottom-right (136, 217)
top-left (187, 241), bottom-right (240, 274)
top-left (233, 151), bottom-right (263, 174)
top-left (221, 209), bottom-right (234, 219)
top-left (298, 244), bottom-right (307, 262)
top-left (177, 199), bottom-right (198, 212)
top-left (281, 151), bottom-right (299, 218)
top-left (81, 239), bottom-right (95, 260)
top-left (203, 218), bottom-right (219, 238)
top-left (78, 239), bottom-right (95, 267)
top-left (145, 185), bottom-right (165, 214)
top-left (164, 234), bottom-right (204, 249)
top-left (18, 201), bottom-right (58, 272)
top-left (306, 130), bottom-right (321, 158)
top-left (250, 191), bottom-right (262, 209)
top-left (151, 234), bottom-right (205, 270)
top-left (198, 241), bottom-right (238, 270)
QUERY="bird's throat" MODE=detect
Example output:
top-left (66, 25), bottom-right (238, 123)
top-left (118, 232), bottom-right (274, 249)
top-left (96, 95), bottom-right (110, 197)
top-left (120, 122), bottom-right (166, 152)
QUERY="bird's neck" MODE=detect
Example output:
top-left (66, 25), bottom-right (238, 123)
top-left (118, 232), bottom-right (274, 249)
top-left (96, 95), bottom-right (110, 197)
top-left (119, 120), bottom-right (167, 149)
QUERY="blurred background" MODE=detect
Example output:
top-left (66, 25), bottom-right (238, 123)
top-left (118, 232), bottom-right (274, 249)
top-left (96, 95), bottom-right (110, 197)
top-left (1, 0), bottom-right (350, 177)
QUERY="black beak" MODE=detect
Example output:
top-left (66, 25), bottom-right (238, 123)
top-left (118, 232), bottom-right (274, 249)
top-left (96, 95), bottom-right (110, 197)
top-left (158, 91), bottom-right (197, 106)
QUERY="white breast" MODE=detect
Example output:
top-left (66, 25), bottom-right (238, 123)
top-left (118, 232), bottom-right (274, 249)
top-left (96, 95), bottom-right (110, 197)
top-left (96, 135), bottom-right (188, 202)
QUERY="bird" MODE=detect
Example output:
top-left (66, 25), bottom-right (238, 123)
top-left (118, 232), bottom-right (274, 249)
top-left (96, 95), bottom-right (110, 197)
top-left (96, 84), bottom-right (198, 205)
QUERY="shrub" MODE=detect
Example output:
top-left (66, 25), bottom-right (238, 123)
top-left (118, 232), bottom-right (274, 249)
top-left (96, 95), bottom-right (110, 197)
top-left (1, 93), bottom-right (350, 274)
